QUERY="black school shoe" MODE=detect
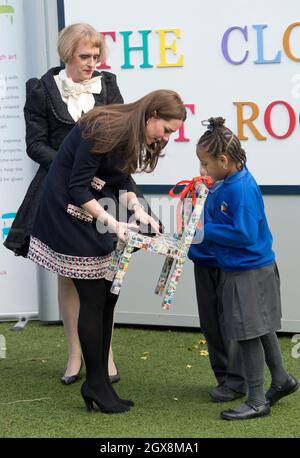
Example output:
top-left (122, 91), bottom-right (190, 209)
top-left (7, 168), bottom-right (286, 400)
top-left (220, 402), bottom-right (270, 420)
top-left (209, 384), bottom-right (246, 402)
top-left (266, 374), bottom-right (299, 406)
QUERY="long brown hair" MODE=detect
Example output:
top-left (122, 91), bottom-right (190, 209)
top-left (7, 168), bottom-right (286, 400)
top-left (78, 89), bottom-right (186, 173)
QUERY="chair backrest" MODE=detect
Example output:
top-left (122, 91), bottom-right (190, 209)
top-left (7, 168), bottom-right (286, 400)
top-left (179, 182), bottom-right (209, 251)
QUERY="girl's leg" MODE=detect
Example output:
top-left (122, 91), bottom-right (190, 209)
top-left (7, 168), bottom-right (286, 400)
top-left (73, 278), bottom-right (129, 413)
top-left (261, 331), bottom-right (298, 404)
top-left (260, 331), bottom-right (289, 386)
top-left (236, 337), bottom-right (266, 409)
top-left (221, 337), bottom-right (269, 420)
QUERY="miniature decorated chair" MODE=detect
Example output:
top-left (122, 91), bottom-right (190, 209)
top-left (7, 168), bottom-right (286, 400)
top-left (109, 176), bottom-right (212, 309)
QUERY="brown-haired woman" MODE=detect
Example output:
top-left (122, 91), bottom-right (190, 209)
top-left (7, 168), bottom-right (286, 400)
top-left (4, 23), bottom-right (137, 385)
top-left (26, 89), bottom-right (186, 413)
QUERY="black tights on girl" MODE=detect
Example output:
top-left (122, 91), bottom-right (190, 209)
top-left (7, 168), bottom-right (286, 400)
top-left (234, 331), bottom-right (289, 413)
top-left (73, 278), bottom-right (133, 414)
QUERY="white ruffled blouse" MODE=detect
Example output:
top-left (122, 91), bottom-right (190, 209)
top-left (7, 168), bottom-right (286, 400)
top-left (54, 69), bottom-right (102, 121)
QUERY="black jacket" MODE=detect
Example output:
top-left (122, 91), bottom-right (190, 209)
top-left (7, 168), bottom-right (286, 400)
top-left (4, 67), bottom-right (143, 256)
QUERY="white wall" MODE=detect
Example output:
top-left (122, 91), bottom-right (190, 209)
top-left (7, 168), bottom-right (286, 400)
top-left (63, 0), bottom-right (300, 187)
top-left (1, 0), bottom-right (299, 332)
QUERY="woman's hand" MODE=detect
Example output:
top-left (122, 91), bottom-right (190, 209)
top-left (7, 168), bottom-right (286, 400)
top-left (115, 221), bottom-right (139, 243)
top-left (97, 211), bottom-right (138, 243)
top-left (133, 206), bottom-right (161, 235)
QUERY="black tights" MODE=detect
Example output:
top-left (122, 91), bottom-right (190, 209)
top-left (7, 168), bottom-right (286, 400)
top-left (238, 331), bottom-right (289, 407)
top-left (72, 278), bottom-right (132, 412)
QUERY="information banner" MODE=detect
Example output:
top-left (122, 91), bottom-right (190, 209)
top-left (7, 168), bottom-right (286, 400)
top-left (0, 0), bottom-right (38, 318)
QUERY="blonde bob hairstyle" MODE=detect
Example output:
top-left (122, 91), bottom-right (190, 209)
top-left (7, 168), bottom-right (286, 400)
top-left (57, 23), bottom-right (104, 63)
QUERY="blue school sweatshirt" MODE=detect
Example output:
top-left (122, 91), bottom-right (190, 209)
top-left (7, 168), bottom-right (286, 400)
top-left (204, 167), bottom-right (275, 272)
top-left (188, 181), bottom-right (223, 268)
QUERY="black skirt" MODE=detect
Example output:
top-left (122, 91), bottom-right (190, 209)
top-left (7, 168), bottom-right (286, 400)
top-left (221, 262), bottom-right (282, 341)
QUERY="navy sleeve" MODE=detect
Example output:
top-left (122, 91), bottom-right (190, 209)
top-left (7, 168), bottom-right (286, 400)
top-left (120, 175), bottom-right (138, 194)
top-left (68, 136), bottom-right (103, 206)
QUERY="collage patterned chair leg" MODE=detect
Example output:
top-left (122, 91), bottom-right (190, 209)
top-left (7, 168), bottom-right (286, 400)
top-left (162, 258), bottom-right (186, 310)
top-left (110, 244), bottom-right (135, 295)
top-left (155, 256), bottom-right (175, 296)
top-left (108, 241), bottom-right (126, 276)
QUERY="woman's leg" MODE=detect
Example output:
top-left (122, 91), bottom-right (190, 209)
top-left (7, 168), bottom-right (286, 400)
top-left (108, 321), bottom-right (118, 377)
top-left (73, 278), bottom-right (130, 413)
top-left (58, 275), bottom-right (117, 379)
top-left (58, 275), bottom-right (82, 377)
top-left (102, 280), bottom-right (133, 406)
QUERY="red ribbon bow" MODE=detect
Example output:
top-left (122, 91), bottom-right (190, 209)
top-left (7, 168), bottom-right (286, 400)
top-left (168, 176), bottom-right (213, 233)
top-left (169, 176), bottom-right (213, 205)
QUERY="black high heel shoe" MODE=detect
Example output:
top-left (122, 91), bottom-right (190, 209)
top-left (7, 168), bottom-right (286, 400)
top-left (61, 362), bottom-right (82, 385)
top-left (80, 382), bottom-right (130, 414)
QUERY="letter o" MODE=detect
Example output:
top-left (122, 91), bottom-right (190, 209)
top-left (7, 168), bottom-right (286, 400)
top-left (264, 101), bottom-right (296, 139)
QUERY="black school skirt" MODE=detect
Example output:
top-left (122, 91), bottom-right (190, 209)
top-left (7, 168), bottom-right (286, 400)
top-left (221, 262), bottom-right (282, 341)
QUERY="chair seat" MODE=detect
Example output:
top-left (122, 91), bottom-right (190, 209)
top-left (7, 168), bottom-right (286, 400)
top-left (125, 232), bottom-right (185, 258)
top-left (109, 179), bottom-right (210, 309)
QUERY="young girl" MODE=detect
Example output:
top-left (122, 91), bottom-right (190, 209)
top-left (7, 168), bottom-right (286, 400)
top-left (188, 170), bottom-right (246, 402)
top-left (197, 117), bottom-right (298, 420)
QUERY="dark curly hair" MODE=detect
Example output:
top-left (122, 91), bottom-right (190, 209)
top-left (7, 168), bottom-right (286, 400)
top-left (198, 117), bottom-right (246, 170)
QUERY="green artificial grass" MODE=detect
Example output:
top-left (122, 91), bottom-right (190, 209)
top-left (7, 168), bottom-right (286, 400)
top-left (0, 321), bottom-right (299, 438)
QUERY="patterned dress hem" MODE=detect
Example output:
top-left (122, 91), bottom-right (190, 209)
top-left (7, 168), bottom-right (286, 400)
top-left (27, 236), bottom-right (114, 281)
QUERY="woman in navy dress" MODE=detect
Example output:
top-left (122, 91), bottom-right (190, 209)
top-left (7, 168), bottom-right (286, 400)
top-left (4, 23), bottom-right (133, 384)
top-left (27, 89), bottom-right (186, 413)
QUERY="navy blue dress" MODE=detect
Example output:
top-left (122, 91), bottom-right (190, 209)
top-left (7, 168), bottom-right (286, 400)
top-left (27, 125), bottom-right (135, 279)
